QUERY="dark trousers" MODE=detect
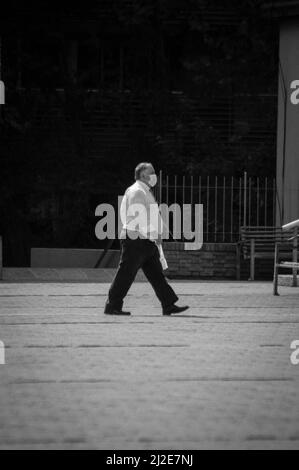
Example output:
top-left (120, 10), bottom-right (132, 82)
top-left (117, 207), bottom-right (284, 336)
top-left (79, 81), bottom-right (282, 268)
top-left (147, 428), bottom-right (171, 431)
top-left (105, 238), bottom-right (178, 312)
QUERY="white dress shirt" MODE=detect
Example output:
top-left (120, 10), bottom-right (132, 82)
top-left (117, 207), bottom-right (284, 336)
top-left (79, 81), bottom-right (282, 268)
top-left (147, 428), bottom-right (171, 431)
top-left (120, 180), bottom-right (164, 242)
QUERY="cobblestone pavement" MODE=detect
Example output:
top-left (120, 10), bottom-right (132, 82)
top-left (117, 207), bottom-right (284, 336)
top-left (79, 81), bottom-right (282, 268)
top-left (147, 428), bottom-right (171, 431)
top-left (0, 281), bottom-right (299, 450)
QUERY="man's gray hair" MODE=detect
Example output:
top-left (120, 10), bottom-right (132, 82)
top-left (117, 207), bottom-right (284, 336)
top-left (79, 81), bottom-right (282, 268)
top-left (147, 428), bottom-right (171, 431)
top-left (135, 162), bottom-right (152, 181)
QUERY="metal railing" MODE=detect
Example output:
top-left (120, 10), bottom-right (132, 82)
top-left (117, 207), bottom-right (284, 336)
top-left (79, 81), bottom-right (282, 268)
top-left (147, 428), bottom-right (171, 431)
top-left (0, 236), bottom-right (2, 280)
top-left (154, 171), bottom-right (278, 243)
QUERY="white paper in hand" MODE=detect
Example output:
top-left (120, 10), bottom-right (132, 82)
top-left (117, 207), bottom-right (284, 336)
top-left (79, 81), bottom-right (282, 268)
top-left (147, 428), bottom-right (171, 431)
top-left (158, 245), bottom-right (168, 270)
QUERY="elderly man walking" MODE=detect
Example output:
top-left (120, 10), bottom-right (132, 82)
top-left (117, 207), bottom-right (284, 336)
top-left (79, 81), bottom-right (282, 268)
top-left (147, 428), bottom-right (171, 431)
top-left (104, 163), bottom-right (189, 316)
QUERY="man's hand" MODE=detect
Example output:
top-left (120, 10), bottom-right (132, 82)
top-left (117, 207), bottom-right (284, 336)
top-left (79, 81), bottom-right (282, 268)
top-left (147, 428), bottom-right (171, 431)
top-left (156, 234), bottom-right (163, 246)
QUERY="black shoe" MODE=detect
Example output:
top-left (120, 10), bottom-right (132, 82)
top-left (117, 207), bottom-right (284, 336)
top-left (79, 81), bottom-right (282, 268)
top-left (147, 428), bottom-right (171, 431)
top-left (104, 309), bottom-right (131, 316)
top-left (163, 304), bottom-right (189, 316)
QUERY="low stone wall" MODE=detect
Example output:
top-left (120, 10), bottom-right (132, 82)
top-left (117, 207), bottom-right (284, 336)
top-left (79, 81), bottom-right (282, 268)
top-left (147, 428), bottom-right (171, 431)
top-left (28, 244), bottom-right (276, 281)
top-left (277, 274), bottom-right (299, 287)
top-left (1, 268), bottom-right (146, 282)
top-left (164, 243), bottom-right (275, 280)
top-left (164, 243), bottom-right (237, 279)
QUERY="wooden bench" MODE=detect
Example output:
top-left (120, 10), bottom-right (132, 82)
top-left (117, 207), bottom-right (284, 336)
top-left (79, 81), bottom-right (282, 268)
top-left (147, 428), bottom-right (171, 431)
top-left (273, 220), bottom-right (299, 296)
top-left (237, 226), bottom-right (292, 281)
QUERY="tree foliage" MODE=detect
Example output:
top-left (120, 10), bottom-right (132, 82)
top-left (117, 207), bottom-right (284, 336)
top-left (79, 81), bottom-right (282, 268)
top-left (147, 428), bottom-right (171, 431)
top-left (0, 0), bottom-right (279, 264)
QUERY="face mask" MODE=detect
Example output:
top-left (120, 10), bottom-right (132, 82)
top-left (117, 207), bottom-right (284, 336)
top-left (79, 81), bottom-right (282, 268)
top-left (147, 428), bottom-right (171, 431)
top-left (148, 174), bottom-right (158, 187)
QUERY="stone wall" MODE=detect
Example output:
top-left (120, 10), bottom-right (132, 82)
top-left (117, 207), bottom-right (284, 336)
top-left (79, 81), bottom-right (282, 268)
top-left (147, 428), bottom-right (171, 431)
top-left (164, 243), bottom-right (237, 279)
top-left (29, 244), bottom-right (275, 280)
top-left (164, 243), bottom-right (274, 280)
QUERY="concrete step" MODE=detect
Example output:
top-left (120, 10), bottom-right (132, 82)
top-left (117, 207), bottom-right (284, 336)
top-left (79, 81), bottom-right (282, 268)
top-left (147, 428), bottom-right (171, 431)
top-left (0, 268), bottom-right (146, 283)
top-left (31, 248), bottom-right (120, 269)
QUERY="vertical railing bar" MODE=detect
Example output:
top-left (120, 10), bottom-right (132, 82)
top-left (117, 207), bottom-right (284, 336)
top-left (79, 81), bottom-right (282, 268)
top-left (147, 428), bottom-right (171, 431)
top-left (199, 175), bottom-right (202, 241)
top-left (265, 177), bottom-right (268, 226)
top-left (190, 175), bottom-right (194, 238)
top-left (273, 177), bottom-right (276, 227)
top-left (174, 175), bottom-right (177, 206)
top-left (159, 170), bottom-right (163, 205)
top-left (190, 175), bottom-right (193, 207)
top-left (207, 176), bottom-right (210, 242)
top-left (223, 176), bottom-right (226, 242)
top-left (199, 176), bottom-right (202, 205)
top-left (249, 177), bottom-right (252, 227)
top-left (244, 171), bottom-right (247, 227)
top-left (183, 175), bottom-right (186, 241)
top-left (166, 175), bottom-right (169, 207)
top-left (154, 173), bottom-right (158, 200)
top-left (230, 176), bottom-right (234, 242)
top-left (215, 176), bottom-right (218, 242)
top-left (239, 177), bottom-right (242, 233)
top-left (257, 177), bottom-right (260, 226)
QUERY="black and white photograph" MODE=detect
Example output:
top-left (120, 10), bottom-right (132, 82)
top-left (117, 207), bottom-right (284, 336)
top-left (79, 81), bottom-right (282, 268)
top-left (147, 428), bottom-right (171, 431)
top-left (0, 0), bottom-right (299, 454)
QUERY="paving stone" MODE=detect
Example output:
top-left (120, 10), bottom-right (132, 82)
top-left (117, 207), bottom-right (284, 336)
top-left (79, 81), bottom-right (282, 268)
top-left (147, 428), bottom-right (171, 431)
top-left (0, 280), bottom-right (298, 449)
